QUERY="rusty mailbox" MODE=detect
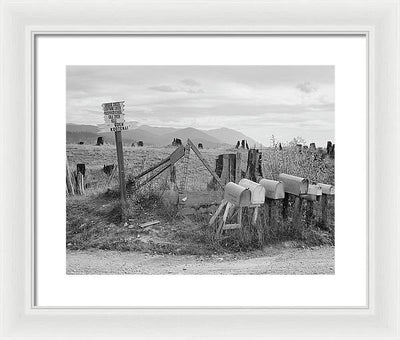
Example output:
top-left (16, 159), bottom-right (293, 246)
top-left (259, 179), bottom-right (285, 200)
top-left (224, 182), bottom-right (251, 207)
top-left (238, 179), bottom-right (265, 205)
top-left (318, 183), bottom-right (335, 195)
top-left (278, 173), bottom-right (309, 196)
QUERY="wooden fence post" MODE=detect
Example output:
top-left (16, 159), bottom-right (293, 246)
top-left (66, 160), bottom-right (75, 195)
top-left (170, 165), bottom-right (178, 190)
top-left (235, 152), bottom-right (242, 183)
top-left (76, 164), bottom-right (86, 195)
top-left (270, 200), bottom-right (278, 234)
top-left (77, 173), bottom-right (85, 195)
top-left (305, 200), bottom-right (314, 228)
top-left (320, 194), bottom-right (328, 229)
top-left (282, 193), bottom-right (290, 222)
top-left (292, 196), bottom-right (303, 234)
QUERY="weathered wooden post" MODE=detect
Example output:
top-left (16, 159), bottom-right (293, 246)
top-left (259, 179), bottom-right (285, 240)
top-left (301, 184), bottom-right (323, 230)
top-left (245, 149), bottom-right (263, 182)
top-left (237, 179), bottom-right (266, 244)
top-left (318, 183), bottom-right (335, 229)
top-left (213, 153), bottom-right (238, 187)
top-left (292, 197), bottom-right (303, 232)
top-left (102, 101), bottom-right (128, 207)
top-left (282, 193), bottom-right (290, 222)
top-left (66, 159), bottom-right (75, 195)
top-left (76, 163), bottom-right (86, 195)
top-left (327, 141), bottom-right (333, 155)
top-left (170, 164), bottom-right (178, 190)
top-left (305, 200), bottom-right (314, 228)
top-left (210, 182), bottom-right (251, 238)
top-left (115, 130), bottom-right (127, 204)
top-left (235, 152), bottom-right (242, 184)
top-left (278, 173), bottom-right (309, 233)
top-left (75, 164), bottom-right (84, 195)
top-left (77, 163), bottom-right (85, 177)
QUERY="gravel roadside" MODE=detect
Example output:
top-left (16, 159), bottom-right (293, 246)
top-left (67, 245), bottom-right (334, 275)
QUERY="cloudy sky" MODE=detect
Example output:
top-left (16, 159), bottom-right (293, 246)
top-left (67, 65), bottom-right (334, 146)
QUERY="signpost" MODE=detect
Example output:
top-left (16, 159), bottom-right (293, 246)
top-left (101, 101), bottom-right (128, 206)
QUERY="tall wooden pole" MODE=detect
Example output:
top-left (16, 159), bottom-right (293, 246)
top-left (115, 130), bottom-right (127, 205)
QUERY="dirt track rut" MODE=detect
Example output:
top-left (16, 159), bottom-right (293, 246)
top-left (67, 246), bottom-right (334, 275)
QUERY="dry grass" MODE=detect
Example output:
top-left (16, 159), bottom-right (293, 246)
top-left (66, 140), bottom-right (334, 253)
top-left (261, 137), bottom-right (334, 185)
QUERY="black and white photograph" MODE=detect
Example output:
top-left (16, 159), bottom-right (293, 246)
top-left (66, 65), bottom-right (335, 275)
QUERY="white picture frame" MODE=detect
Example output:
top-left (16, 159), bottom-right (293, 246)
top-left (0, 0), bottom-right (399, 339)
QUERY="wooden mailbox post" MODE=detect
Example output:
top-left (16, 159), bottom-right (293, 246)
top-left (209, 182), bottom-right (251, 237)
top-left (278, 173), bottom-right (309, 229)
top-left (259, 179), bottom-right (285, 230)
top-left (317, 183), bottom-right (335, 229)
top-left (101, 101), bottom-right (128, 206)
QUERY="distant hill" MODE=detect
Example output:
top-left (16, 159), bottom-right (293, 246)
top-left (139, 125), bottom-right (179, 136)
top-left (66, 123), bottom-right (257, 147)
top-left (102, 128), bottom-right (159, 146)
top-left (66, 124), bottom-right (98, 134)
top-left (205, 127), bottom-right (257, 146)
top-left (66, 131), bottom-right (98, 144)
top-left (156, 127), bottom-right (224, 148)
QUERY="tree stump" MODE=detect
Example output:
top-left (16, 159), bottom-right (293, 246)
top-left (213, 153), bottom-right (237, 187)
top-left (245, 149), bottom-right (263, 182)
top-left (77, 163), bottom-right (86, 177)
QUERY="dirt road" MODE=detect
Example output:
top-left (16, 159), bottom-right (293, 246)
top-left (67, 245), bottom-right (334, 275)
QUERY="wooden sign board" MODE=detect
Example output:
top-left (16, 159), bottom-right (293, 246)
top-left (102, 101), bottom-right (125, 112)
top-left (104, 117), bottom-right (125, 124)
top-left (110, 125), bottom-right (129, 132)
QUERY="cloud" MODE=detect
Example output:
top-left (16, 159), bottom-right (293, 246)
top-left (296, 81), bottom-right (318, 94)
top-left (148, 84), bottom-right (204, 94)
top-left (148, 85), bottom-right (179, 93)
top-left (181, 78), bottom-right (201, 87)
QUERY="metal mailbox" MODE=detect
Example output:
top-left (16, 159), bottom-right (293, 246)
top-left (301, 183), bottom-right (323, 201)
top-left (224, 182), bottom-right (251, 207)
top-left (307, 184), bottom-right (322, 196)
top-left (278, 173), bottom-right (309, 196)
top-left (238, 179), bottom-right (265, 205)
top-left (318, 183), bottom-right (335, 195)
top-left (259, 179), bottom-right (285, 199)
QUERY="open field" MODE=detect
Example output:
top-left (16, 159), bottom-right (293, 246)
top-left (66, 143), bottom-right (334, 193)
top-left (66, 143), bottom-right (335, 268)
top-left (67, 144), bottom-right (233, 192)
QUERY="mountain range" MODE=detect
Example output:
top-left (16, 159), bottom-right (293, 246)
top-left (66, 124), bottom-right (258, 148)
